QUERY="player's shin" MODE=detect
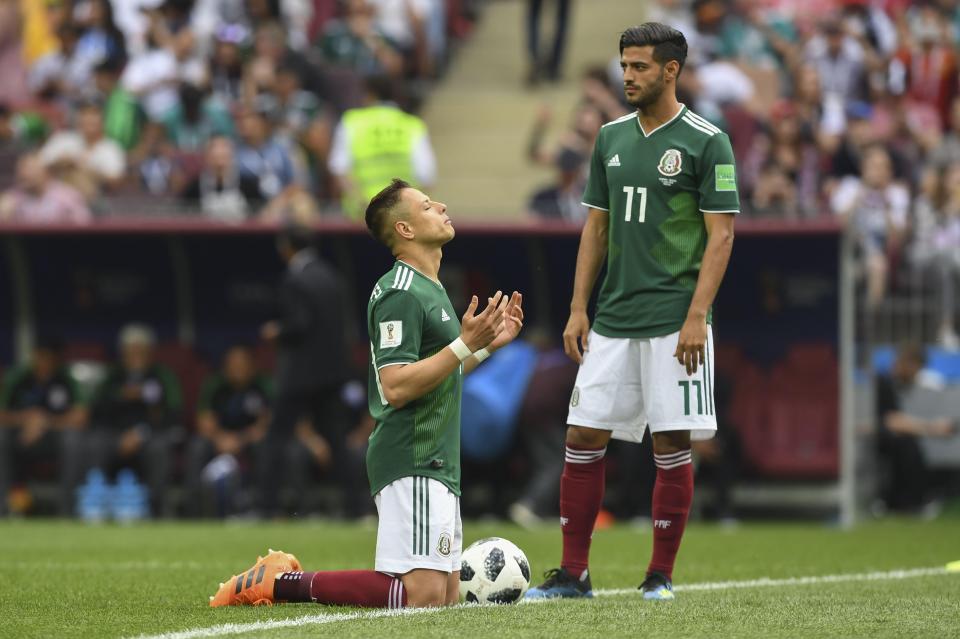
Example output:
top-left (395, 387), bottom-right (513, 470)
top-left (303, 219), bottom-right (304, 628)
top-left (274, 570), bottom-right (407, 608)
top-left (648, 449), bottom-right (694, 580)
top-left (559, 443), bottom-right (607, 580)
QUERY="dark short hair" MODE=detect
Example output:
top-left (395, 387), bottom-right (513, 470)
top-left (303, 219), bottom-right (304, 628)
top-left (277, 222), bottom-right (314, 252)
top-left (619, 22), bottom-right (688, 76)
top-left (365, 179), bottom-right (411, 246)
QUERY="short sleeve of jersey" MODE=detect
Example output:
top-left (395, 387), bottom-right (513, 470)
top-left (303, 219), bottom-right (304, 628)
top-left (581, 131), bottom-right (610, 211)
top-left (371, 288), bottom-right (424, 368)
top-left (697, 133), bottom-right (741, 214)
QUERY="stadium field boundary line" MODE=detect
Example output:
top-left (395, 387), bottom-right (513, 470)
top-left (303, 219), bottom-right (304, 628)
top-left (129, 566), bottom-right (953, 639)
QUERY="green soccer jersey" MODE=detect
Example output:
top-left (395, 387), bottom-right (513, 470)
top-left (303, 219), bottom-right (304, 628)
top-left (581, 105), bottom-right (740, 338)
top-left (366, 261), bottom-right (463, 496)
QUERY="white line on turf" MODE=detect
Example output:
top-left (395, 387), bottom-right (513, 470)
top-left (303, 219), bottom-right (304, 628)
top-left (129, 566), bottom-right (953, 639)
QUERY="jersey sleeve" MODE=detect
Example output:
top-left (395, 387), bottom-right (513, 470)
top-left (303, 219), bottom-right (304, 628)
top-left (581, 131), bottom-right (609, 211)
top-left (697, 133), bottom-right (741, 214)
top-left (370, 288), bottom-right (424, 369)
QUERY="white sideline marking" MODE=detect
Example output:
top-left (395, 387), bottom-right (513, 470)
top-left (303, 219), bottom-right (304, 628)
top-left (130, 566), bottom-right (953, 639)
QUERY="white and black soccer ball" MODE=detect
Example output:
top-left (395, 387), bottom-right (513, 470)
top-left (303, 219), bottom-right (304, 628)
top-left (458, 537), bottom-right (531, 604)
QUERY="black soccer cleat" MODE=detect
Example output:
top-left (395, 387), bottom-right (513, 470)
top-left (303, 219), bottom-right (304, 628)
top-left (524, 567), bottom-right (594, 599)
top-left (639, 571), bottom-right (675, 601)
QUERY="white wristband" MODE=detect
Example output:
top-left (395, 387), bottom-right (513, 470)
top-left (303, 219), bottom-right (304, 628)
top-left (449, 337), bottom-right (472, 362)
top-left (474, 348), bottom-right (491, 363)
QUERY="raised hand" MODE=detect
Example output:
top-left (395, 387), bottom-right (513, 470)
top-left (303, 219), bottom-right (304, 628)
top-left (460, 290), bottom-right (508, 351)
top-left (488, 291), bottom-right (524, 351)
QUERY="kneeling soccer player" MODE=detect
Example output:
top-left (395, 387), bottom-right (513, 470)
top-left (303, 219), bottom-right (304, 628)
top-left (210, 179), bottom-right (524, 608)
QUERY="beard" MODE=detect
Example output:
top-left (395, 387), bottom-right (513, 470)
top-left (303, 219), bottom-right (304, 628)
top-left (626, 69), bottom-right (666, 110)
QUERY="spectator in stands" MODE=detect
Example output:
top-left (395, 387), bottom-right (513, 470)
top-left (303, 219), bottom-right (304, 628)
top-left (184, 345), bottom-right (271, 517)
top-left (912, 162), bottom-right (960, 349)
top-left (742, 100), bottom-right (821, 218)
top-left (0, 104), bottom-right (49, 150)
top-left (258, 224), bottom-right (357, 517)
top-left (875, 341), bottom-right (958, 513)
top-left (162, 83), bottom-right (235, 153)
top-left (0, 337), bottom-right (88, 517)
top-left (40, 99), bottom-right (127, 201)
top-left (88, 324), bottom-right (182, 517)
top-left (930, 96), bottom-right (960, 169)
top-left (179, 135), bottom-right (265, 221)
top-left (120, 11), bottom-right (187, 125)
top-left (831, 144), bottom-right (909, 307)
top-left (74, 0), bottom-right (127, 69)
top-left (92, 58), bottom-right (143, 152)
top-left (243, 21), bottom-right (315, 106)
top-left (208, 25), bottom-right (248, 105)
top-left (528, 147), bottom-right (588, 222)
top-left (368, 0), bottom-right (433, 78)
top-left (235, 105), bottom-right (297, 201)
top-left (315, 0), bottom-right (403, 77)
top-left (525, 0), bottom-right (571, 85)
top-left (803, 16), bottom-right (877, 109)
top-left (890, 4), bottom-right (957, 131)
top-left (328, 75), bottom-right (435, 219)
top-left (28, 22), bottom-right (90, 104)
top-left (0, 152), bottom-right (92, 223)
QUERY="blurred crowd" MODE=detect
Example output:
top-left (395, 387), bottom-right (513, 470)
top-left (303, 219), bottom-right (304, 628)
top-left (0, 0), bottom-right (478, 222)
top-left (527, 0), bottom-right (960, 346)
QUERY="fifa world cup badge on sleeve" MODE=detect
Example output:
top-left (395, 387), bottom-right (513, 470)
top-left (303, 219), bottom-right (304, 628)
top-left (380, 321), bottom-right (402, 348)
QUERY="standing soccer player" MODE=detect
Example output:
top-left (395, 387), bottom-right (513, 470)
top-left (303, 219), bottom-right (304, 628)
top-left (525, 23), bottom-right (738, 601)
top-left (210, 179), bottom-right (524, 608)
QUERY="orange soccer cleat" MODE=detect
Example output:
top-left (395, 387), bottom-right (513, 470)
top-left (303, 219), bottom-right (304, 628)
top-left (209, 549), bottom-right (302, 607)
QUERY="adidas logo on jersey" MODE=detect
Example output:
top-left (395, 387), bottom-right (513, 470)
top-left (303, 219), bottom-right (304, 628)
top-left (441, 308), bottom-right (451, 322)
top-left (607, 154), bottom-right (621, 167)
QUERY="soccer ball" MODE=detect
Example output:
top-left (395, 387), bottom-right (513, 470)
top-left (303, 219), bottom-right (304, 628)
top-left (459, 537), bottom-right (531, 604)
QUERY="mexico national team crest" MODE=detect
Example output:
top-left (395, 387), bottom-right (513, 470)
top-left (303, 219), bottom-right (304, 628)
top-left (658, 149), bottom-right (683, 176)
top-left (437, 532), bottom-right (452, 556)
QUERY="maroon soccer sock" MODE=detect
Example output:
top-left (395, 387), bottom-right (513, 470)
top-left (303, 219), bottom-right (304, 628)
top-left (648, 450), bottom-right (694, 580)
top-left (274, 570), bottom-right (406, 608)
top-left (559, 444), bottom-right (606, 580)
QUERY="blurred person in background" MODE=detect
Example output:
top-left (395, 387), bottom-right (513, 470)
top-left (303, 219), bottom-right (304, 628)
top-left (741, 100), bottom-right (821, 218)
top-left (88, 324), bottom-right (182, 517)
top-left (890, 3), bottom-right (957, 131)
top-left (911, 162), bottom-right (960, 349)
top-left (208, 25), bottom-right (248, 104)
top-left (527, 147), bottom-right (589, 222)
top-left (73, 0), bottom-right (127, 68)
top-left (0, 152), bottom-right (92, 223)
top-left (185, 345), bottom-right (271, 517)
top-left (179, 135), bottom-right (265, 220)
top-left (930, 96), bottom-right (960, 169)
top-left (315, 0), bottom-right (404, 77)
top-left (525, 0), bottom-right (571, 86)
top-left (875, 341), bottom-right (957, 514)
top-left (162, 82), bottom-right (235, 153)
top-left (803, 16), bottom-right (878, 110)
top-left (92, 57), bottom-right (144, 152)
top-left (40, 99), bottom-right (127, 201)
top-left (235, 105), bottom-right (298, 201)
top-left (28, 22), bottom-right (92, 106)
top-left (0, 337), bottom-right (88, 517)
top-left (367, 0), bottom-right (433, 78)
top-left (258, 224), bottom-right (357, 517)
top-left (328, 75), bottom-right (435, 220)
top-left (831, 143), bottom-right (909, 308)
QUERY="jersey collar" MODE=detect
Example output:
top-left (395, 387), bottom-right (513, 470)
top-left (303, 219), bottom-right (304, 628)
top-left (397, 260), bottom-right (443, 289)
top-left (636, 103), bottom-right (686, 138)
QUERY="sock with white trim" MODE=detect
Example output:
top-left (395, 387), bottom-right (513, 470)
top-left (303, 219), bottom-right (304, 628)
top-left (647, 449), bottom-right (694, 580)
top-left (274, 570), bottom-right (406, 608)
top-left (559, 444), bottom-right (606, 580)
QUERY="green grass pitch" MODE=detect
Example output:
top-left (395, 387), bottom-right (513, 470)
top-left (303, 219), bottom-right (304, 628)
top-left (1, 518), bottom-right (958, 638)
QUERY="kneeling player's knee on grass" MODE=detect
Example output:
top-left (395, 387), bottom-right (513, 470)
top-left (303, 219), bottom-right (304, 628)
top-left (402, 570), bottom-right (449, 608)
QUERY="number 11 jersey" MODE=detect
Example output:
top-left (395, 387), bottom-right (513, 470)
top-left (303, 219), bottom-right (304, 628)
top-left (581, 105), bottom-right (740, 339)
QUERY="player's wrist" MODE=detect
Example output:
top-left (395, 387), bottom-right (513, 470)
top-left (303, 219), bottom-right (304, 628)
top-left (449, 337), bottom-right (474, 362)
top-left (473, 347), bottom-right (492, 363)
top-left (686, 308), bottom-right (708, 321)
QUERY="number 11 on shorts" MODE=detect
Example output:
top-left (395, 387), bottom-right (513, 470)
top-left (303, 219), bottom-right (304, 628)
top-left (678, 380), bottom-right (703, 416)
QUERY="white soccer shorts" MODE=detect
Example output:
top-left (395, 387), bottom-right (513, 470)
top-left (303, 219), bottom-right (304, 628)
top-left (374, 475), bottom-right (462, 575)
top-left (567, 328), bottom-right (717, 442)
